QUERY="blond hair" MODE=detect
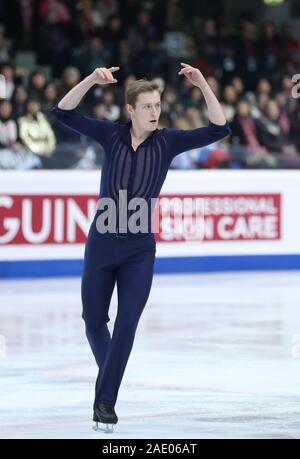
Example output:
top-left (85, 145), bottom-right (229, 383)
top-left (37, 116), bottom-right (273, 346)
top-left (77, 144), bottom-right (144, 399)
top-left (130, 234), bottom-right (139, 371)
top-left (125, 79), bottom-right (161, 108)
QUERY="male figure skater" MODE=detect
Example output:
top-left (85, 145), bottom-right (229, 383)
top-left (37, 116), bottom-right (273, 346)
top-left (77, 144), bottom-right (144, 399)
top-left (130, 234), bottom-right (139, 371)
top-left (51, 64), bottom-right (230, 432)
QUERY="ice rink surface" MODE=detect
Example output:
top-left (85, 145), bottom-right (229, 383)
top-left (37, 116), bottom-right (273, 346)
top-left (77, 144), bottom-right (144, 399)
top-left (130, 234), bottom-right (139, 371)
top-left (1, 271), bottom-right (300, 439)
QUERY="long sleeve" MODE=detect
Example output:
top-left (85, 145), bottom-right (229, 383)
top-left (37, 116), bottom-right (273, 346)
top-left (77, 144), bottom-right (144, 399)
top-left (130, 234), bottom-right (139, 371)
top-left (50, 105), bottom-right (119, 149)
top-left (164, 121), bottom-right (231, 160)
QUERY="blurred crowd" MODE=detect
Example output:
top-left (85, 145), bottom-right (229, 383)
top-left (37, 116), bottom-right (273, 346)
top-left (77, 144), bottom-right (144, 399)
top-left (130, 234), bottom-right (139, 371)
top-left (0, 0), bottom-right (300, 169)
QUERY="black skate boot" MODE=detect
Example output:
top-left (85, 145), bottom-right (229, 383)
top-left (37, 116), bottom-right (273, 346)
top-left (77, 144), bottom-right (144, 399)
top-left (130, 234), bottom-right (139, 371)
top-left (93, 402), bottom-right (118, 433)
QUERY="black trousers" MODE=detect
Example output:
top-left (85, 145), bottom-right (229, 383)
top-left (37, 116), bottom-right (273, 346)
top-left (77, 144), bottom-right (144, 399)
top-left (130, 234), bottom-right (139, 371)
top-left (81, 213), bottom-right (156, 407)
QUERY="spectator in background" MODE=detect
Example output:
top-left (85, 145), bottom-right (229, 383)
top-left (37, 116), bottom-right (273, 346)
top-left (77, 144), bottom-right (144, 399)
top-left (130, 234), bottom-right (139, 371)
top-left (0, 99), bottom-right (41, 169)
top-left (28, 69), bottom-right (47, 100)
top-left (11, 85), bottom-right (28, 119)
top-left (290, 109), bottom-right (300, 152)
top-left (281, 73), bottom-right (294, 95)
top-left (183, 85), bottom-right (204, 110)
top-left (101, 88), bottom-right (120, 121)
top-left (115, 39), bottom-right (135, 83)
top-left (196, 18), bottom-right (219, 71)
top-left (127, 10), bottom-right (158, 59)
top-left (0, 62), bottom-right (15, 98)
top-left (258, 21), bottom-right (282, 84)
top-left (36, 0), bottom-right (71, 68)
top-left (221, 85), bottom-right (238, 122)
top-left (100, 13), bottom-right (125, 63)
top-left (279, 73), bottom-right (299, 114)
top-left (91, 0), bottom-right (119, 28)
top-left (74, 0), bottom-right (97, 42)
top-left (281, 22), bottom-right (300, 72)
top-left (161, 85), bottom-right (182, 125)
top-left (0, 99), bottom-right (18, 148)
top-left (59, 66), bottom-right (81, 98)
top-left (0, 25), bottom-right (11, 62)
top-left (2, 1), bottom-right (300, 170)
top-left (275, 91), bottom-right (293, 138)
top-left (216, 19), bottom-right (238, 85)
top-left (92, 102), bottom-right (107, 120)
top-left (256, 78), bottom-right (272, 97)
top-left (133, 39), bottom-right (162, 79)
top-left (78, 37), bottom-right (111, 77)
top-left (231, 99), bottom-right (277, 167)
top-left (256, 99), bottom-right (298, 156)
top-left (231, 100), bottom-right (265, 153)
top-left (195, 139), bottom-right (232, 169)
top-left (18, 98), bottom-right (56, 158)
top-left (242, 77), bottom-right (270, 107)
top-left (42, 81), bottom-right (60, 112)
top-left (18, 0), bottom-right (36, 50)
top-left (236, 17), bottom-right (259, 90)
top-left (255, 92), bottom-right (270, 117)
top-left (38, 0), bottom-right (71, 23)
top-left (183, 106), bottom-right (206, 128)
top-left (231, 76), bottom-right (245, 99)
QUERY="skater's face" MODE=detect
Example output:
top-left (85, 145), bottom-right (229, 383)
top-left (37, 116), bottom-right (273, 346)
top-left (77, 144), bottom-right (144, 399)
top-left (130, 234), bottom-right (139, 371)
top-left (127, 90), bottom-right (161, 132)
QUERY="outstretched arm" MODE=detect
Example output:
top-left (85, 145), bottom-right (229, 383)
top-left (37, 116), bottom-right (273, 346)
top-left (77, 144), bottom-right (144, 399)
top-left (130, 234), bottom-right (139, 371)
top-left (51, 67), bottom-right (120, 146)
top-left (178, 63), bottom-right (226, 125)
top-left (165, 64), bottom-right (230, 159)
top-left (58, 67), bottom-right (120, 110)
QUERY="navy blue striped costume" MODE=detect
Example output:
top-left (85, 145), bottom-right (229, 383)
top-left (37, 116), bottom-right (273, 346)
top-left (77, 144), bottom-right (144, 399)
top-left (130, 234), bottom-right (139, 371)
top-left (51, 105), bottom-right (230, 407)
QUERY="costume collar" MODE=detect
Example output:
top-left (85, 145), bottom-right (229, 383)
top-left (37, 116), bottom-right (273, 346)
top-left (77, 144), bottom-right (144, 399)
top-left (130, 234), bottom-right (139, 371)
top-left (119, 121), bottom-right (158, 148)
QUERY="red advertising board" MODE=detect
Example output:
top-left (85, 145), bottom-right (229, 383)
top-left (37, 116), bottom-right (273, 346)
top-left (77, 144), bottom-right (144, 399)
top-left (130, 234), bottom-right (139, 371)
top-left (0, 193), bottom-right (281, 244)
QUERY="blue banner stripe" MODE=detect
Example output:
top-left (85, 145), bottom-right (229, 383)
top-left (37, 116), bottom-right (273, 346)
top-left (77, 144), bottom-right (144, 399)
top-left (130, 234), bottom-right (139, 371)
top-left (0, 255), bottom-right (300, 278)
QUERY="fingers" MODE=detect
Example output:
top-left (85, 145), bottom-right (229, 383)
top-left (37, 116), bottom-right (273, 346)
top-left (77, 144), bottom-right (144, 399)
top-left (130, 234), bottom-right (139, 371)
top-left (96, 68), bottom-right (107, 81)
top-left (108, 67), bottom-right (120, 73)
top-left (178, 62), bottom-right (193, 75)
top-left (178, 68), bottom-right (193, 76)
top-left (102, 68), bottom-right (114, 82)
top-left (108, 66), bottom-right (120, 82)
top-left (97, 67), bottom-right (118, 83)
top-left (178, 68), bottom-right (192, 73)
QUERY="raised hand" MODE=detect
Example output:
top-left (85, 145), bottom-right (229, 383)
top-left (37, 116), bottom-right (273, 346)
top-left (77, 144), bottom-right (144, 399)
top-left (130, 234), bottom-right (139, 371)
top-left (178, 63), bottom-right (205, 88)
top-left (57, 66), bottom-right (121, 110)
top-left (91, 67), bottom-right (120, 85)
top-left (178, 62), bottom-right (226, 125)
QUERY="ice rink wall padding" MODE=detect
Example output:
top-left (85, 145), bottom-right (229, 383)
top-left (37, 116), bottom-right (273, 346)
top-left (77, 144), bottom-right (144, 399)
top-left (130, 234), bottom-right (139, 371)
top-left (1, 170), bottom-right (300, 278)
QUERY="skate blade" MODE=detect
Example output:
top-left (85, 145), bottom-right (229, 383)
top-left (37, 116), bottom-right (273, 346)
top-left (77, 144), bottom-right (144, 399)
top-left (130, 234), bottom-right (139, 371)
top-left (93, 422), bottom-right (114, 434)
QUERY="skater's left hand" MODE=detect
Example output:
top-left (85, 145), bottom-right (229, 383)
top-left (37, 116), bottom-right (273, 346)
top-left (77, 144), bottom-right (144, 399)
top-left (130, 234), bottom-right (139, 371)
top-left (178, 63), bottom-right (206, 88)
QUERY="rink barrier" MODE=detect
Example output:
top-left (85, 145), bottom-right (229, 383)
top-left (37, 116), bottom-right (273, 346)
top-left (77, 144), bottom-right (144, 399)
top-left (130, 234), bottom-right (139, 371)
top-left (1, 170), bottom-right (300, 278)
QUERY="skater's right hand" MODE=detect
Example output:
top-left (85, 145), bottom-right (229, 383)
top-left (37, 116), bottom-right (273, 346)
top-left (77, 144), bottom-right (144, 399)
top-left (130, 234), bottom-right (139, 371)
top-left (90, 67), bottom-right (120, 85)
